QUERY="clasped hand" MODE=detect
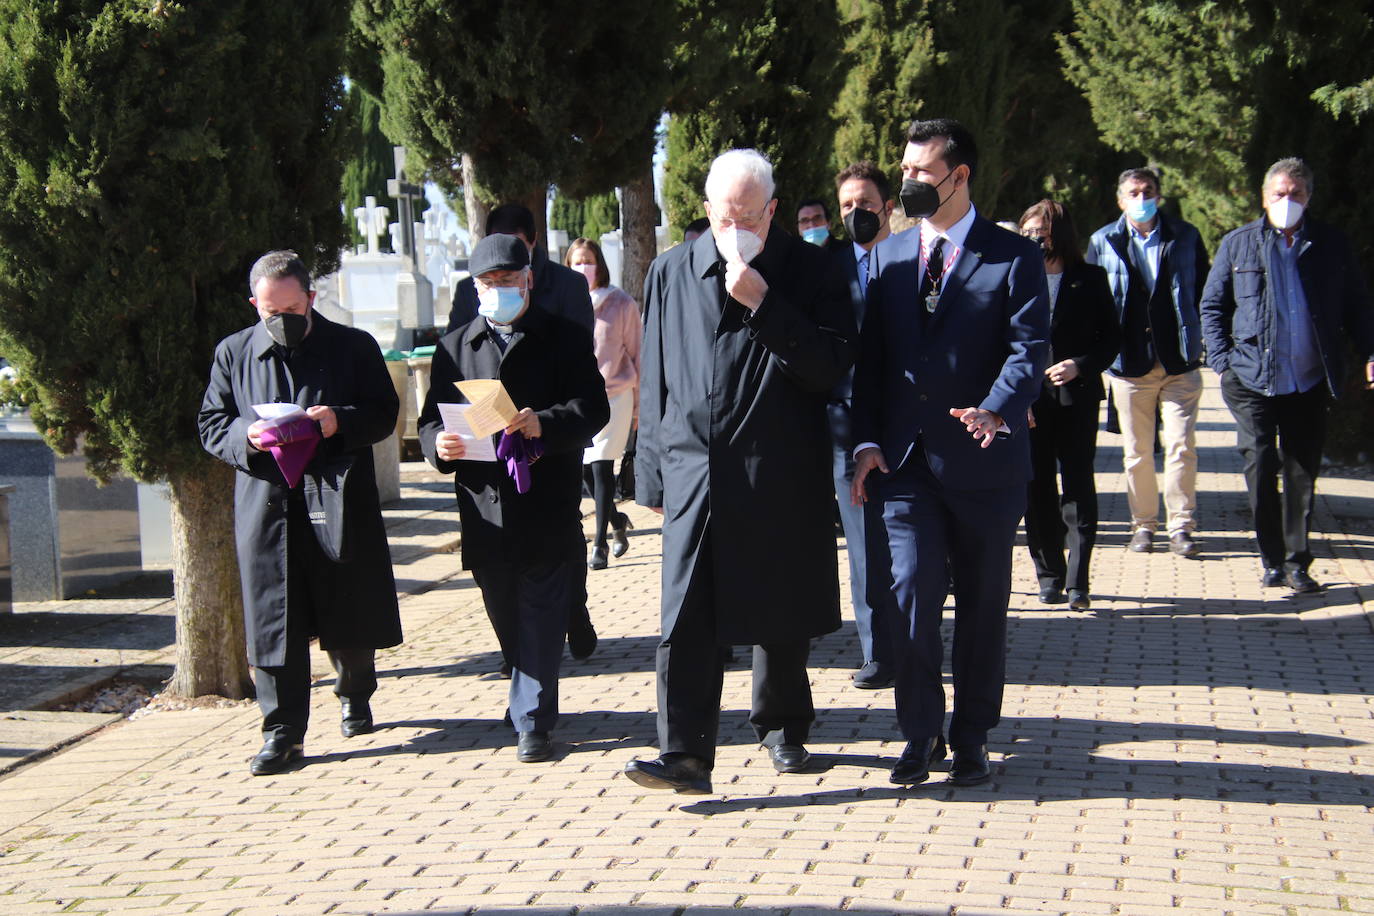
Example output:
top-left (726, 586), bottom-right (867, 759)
top-left (724, 260), bottom-right (768, 311)
top-left (246, 405), bottom-right (336, 451)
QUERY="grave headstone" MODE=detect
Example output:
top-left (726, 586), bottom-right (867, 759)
top-left (0, 413), bottom-right (141, 600)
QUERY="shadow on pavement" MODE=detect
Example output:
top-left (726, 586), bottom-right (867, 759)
top-left (679, 714), bottom-right (1372, 814)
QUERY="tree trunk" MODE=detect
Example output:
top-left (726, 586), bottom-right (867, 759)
top-left (462, 153), bottom-right (489, 247)
top-left (165, 461), bottom-right (252, 699)
top-left (522, 189), bottom-right (549, 250)
top-left (620, 160), bottom-right (658, 306)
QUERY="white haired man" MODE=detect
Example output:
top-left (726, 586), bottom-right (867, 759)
top-left (625, 149), bottom-right (858, 794)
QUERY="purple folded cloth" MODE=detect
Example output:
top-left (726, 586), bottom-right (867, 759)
top-left (258, 416), bottom-right (320, 488)
top-left (496, 430), bottom-right (544, 494)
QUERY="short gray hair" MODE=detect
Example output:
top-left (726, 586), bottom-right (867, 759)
top-left (1263, 157), bottom-right (1314, 197)
top-left (704, 149), bottom-right (776, 202)
top-left (248, 249), bottom-right (311, 296)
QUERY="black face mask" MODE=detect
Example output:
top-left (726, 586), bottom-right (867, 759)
top-left (843, 206), bottom-right (883, 246)
top-left (898, 169), bottom-right (956, 220)
top-left (265, 312), bottom-right (308, 348)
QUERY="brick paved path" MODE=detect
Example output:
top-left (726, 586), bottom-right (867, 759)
top-left (1, 373), bottom-right (1372, 915)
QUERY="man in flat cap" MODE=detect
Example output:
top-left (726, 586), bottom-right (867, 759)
top-left (419, 234), bottom-right (608, 763)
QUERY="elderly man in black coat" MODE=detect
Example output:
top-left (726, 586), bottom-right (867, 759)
top-left (199, 250), bottom-right (403, 776)
top-left (446, 203), bottom-right (599, 664)
top-left (624, 149), bottom-right (857, 795)
top-left (419, 234), bottom-right (608, 764)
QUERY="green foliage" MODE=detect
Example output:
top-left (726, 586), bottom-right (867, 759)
top-left (551, 189), bottom-right (620, 242)
top-left (830, 0), bottom-right (1120, 231)
top-left (661, 0), bottom-right (845, 235)
top-left (353, 0), bottom-right (674, 206)
top-left (831, 0), bottom-right (936, 185)
top-left (340, 82), bottom-right (399, 249)
top-left (1060, 0), bottom-right (1265, 246)
top-left (0, 1), bottom-right (349, 482)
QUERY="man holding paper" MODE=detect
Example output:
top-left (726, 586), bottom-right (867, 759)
top-left (418, 234), bottom-right (609, 764)
top-left (199, 250), bottom-right (403, 776)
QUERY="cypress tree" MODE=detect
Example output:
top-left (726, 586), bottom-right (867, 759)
top-left (1059, 0), bottom-right (1261, 246)
top-left (340, 83), bottom-right (400, 249)
top-left (831, 0), bottom-right (937, 185)
top-left (0, 1), bottom-right (350, 696)
top-left (352, 1), bottom-right (673, 233)
top-left (662, 0), bottom-right (845, 235)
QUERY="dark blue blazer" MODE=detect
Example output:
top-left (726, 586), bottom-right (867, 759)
top-left (830, 241), bottom-right (877, 404)
top-left (851, 215), bottom-right (1050, 490)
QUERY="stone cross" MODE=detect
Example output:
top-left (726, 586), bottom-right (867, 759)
top-left (354, 196), bottom-right (389, 255)
top-left (386, 146), bottom-right (426, 267)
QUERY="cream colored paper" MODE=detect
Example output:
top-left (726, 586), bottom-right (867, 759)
top-left (454, 379), bottom-right (518, 438)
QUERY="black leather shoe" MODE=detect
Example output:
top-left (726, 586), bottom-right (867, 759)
top-left (624, 754), bottom-right (712, 794)
top-left (948, 744), bottom-right (992, 786)
top-left (889, 736), bottom-right (946, 785)
top-left (568, 619), bottom-right (598, 660)
top-left (1261, 567), bottom-right (1285, 588)
top-left (587, 543), bottom-right (609, 570)
top-left (1128, 528), bottom-right (1154, 552)
top-left (516, 731), bottom-right (554, 763)
top-left (1067, 589), bottom-right (1091, 610)
top-left (1286, 569), bottom-right (1321, 593)
top-left (1169, 531), bottom-right (1200, 558)
top-left (852, 661), bottom-right (895, 689)
top-left (1039, 586), bottom-right (1067, 605)
top-left (610, 514), bottom-right (633, 558)
top-left (768, 744), bottom-right (811, 773)
top-left (340, 698), bottom-right (373, 737)
top-left (250, 737), bottom-right (303, 776)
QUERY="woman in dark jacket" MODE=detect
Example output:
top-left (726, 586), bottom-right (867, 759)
top-left (1019, 200), bottom-right (1121, 609)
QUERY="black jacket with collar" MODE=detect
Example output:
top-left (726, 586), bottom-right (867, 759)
top-left (1201, 215), bottom-right (1374, 397)
top-left (418, 303), bottom-right (609, 569)
top-left (1037, 260), bottom-right (1121, 406)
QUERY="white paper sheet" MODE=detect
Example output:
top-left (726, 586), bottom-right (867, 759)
top-left (437, 403), bottom-right (498, 462)
top-left (252, 403), bottom-right (308, 422)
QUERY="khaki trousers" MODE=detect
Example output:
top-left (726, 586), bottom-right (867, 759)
top-left (1109, 364), bottom-right (1202, 535)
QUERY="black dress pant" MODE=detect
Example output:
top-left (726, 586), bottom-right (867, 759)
top-left (656, 523), bottom-right (814, 768)
top-left (255, 499), bottom-right (377, 743)
top-left (472, 558), bottom-right (578, 733)
top-left (867, 448), bottom-right (1025, 747)
top-left (1220, 371), bottom-right (1328, 572)
top-left (1024, 395), bottom-right (1101, 593)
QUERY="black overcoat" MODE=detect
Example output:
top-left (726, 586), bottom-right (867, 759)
top-left (637, 229), bottom-right (858, 644)
top-left (417, 305), bottom-right (609, 569)
top-left (198, 312), bottom-right (403, 667)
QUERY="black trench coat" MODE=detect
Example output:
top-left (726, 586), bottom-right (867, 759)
top-left (417, 304), bottom-right (609, 569)
top-left (637, 228), bottom-right (858, 644)
top-left (198, 312), bottom-right (403, 667)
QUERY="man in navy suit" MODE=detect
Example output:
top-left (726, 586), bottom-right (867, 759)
top-left (829, 161), bottom-right (898, 689)
top-left (851, 118), bottom-right (1049, 787)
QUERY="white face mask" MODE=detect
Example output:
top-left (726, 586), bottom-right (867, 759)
top-left (1266, 197), bottom-right (1304, 231)
top-left (715, 226), bottom-right (764, 264)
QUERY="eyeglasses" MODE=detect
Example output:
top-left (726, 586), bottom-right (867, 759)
top-left (1020, 226), bottom-right (1049, 239)
top-left (710, 206), bottom-right (771, 231)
